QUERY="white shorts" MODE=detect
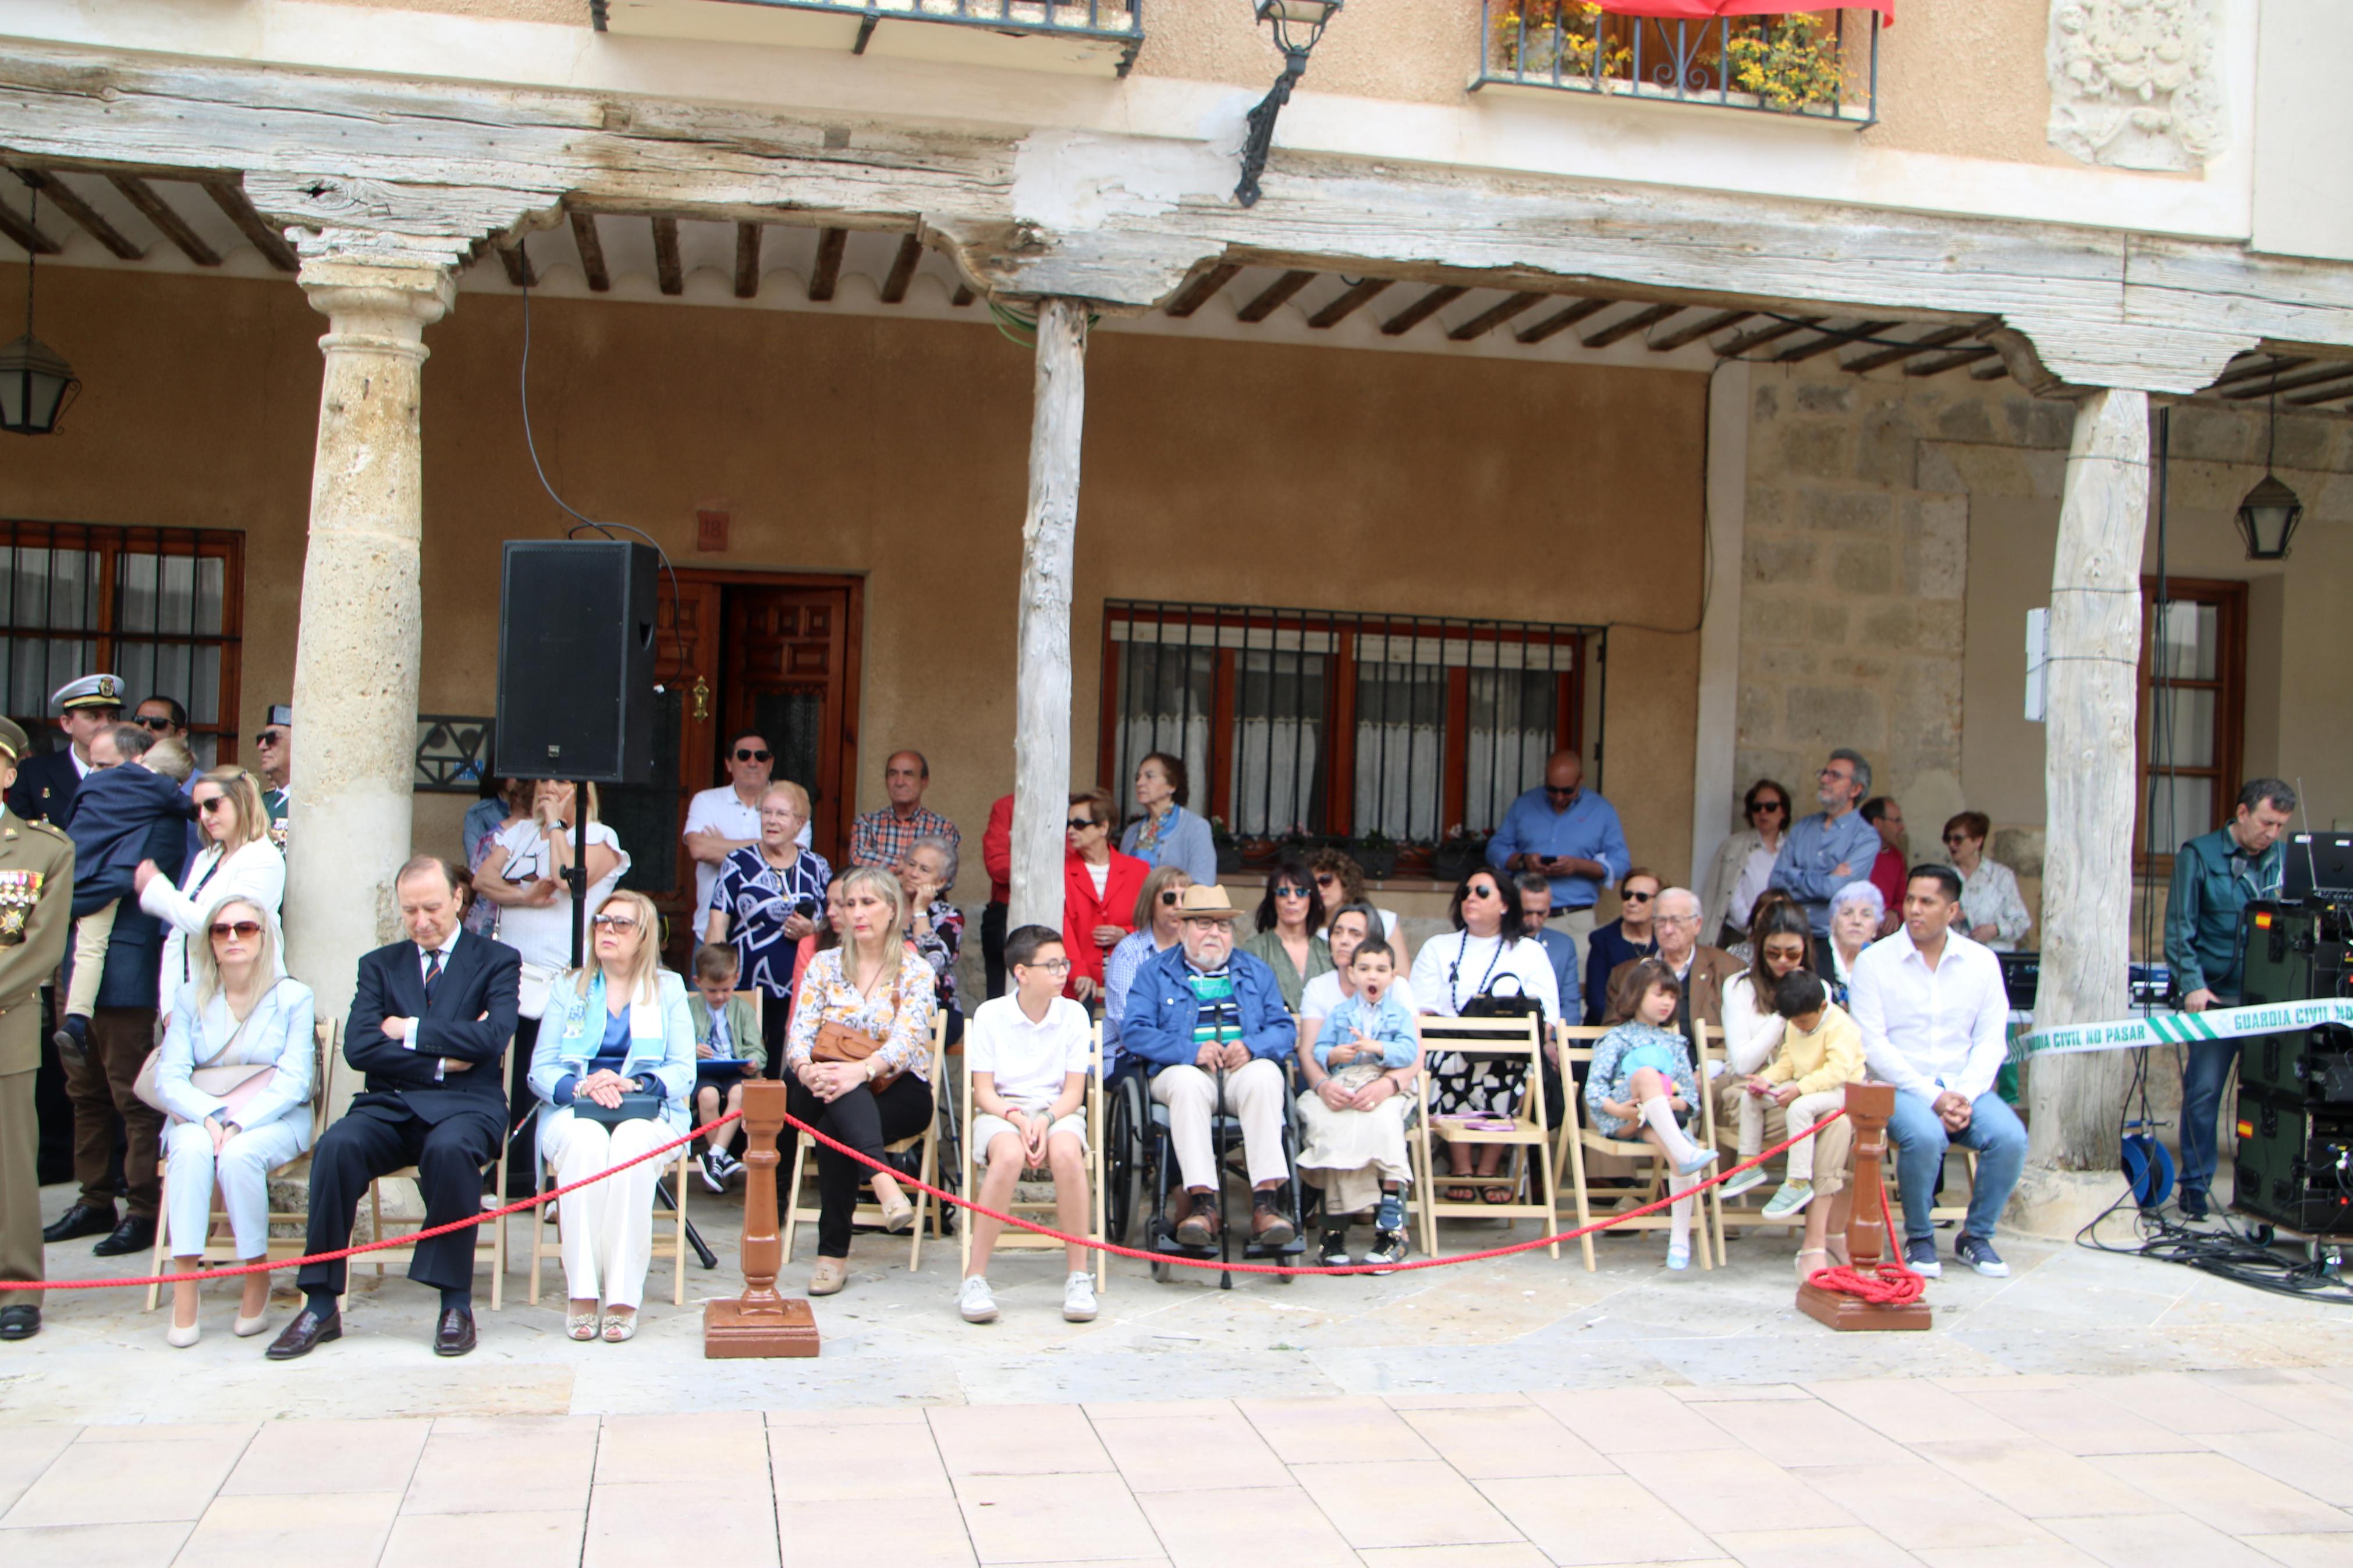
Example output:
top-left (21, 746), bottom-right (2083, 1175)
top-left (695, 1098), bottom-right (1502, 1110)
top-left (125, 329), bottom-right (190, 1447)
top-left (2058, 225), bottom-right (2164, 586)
top-left (973, 1100), bottom-right (1089, 1159)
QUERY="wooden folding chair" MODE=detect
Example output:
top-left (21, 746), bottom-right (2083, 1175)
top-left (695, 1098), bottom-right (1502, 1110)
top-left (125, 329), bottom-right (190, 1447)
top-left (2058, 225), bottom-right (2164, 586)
top-left (147, 1018), bottom-right (340, 1312)
top-left (361, 1040), bottom-right (516, 1311)
top-left (527, 1113), bottom-right (694, 1308)
top-left (1555, 1022), bottom-right (1722, 1272)
top-left (782, 1011), bottom-right (950, 1271)
top-left (1410, 1014), bottom-right (1558, 1261)
top-left (957, 1020), bottom-right (1108, 1291)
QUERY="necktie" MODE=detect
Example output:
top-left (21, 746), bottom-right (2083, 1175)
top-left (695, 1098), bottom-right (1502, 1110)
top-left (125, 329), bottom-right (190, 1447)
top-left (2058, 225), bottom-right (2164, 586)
top-left (424, 948), bottom-right (445, 1006)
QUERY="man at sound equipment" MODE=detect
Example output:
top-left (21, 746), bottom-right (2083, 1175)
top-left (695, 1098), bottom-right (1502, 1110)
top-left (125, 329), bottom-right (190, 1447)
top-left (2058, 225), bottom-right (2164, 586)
top-left (2166, 777), bottom-right (2295, 1221)
top-left (267, 856), bottom-right (520, 1361)
top-left (1850, 864), bottom-right (2026, 1279)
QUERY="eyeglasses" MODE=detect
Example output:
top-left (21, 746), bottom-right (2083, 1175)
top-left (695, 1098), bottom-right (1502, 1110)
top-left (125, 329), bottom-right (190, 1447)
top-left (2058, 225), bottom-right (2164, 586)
top-left (1066, 819), bottom-right (1098, 832)
top-left (1273, 884), bottom-right (1309, 898)
top-left (208, 920), bottom-right (262, 940)
top-left (1943, 833), bottom-right (1971, 846)
top-left (254, 731), bottom-right (285, 747)
top-left (1543, 785), bottom-right (1578, 798)
top-left (1025, 958), bottom-right (1074, 973)
top-left (734, 748), bottom-right (771, 762)
top-left (133, 715), bottom-right (174, 732)
top-left (1818, 766), bottom-right (1850, 780)
top-left (591, 913), bottom-right (640, 931)
top-left (196, 795), bottom-right (231, 814)
top-left (1623, 890), bottom-right (1656, 903)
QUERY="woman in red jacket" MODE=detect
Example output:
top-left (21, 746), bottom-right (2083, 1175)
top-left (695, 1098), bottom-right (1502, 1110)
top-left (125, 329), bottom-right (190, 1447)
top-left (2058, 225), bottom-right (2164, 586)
top-left (1063, 787), bottom-right (1148, 1004)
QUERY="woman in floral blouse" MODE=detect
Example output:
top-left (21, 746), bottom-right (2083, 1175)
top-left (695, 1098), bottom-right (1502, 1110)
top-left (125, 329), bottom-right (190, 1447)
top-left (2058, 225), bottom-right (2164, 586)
top-left (784, 865), bottom-right (938, 1297)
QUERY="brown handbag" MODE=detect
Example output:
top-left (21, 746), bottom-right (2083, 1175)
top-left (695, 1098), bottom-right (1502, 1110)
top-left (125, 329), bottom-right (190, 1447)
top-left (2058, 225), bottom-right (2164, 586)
top-left (812, 1019), bottom-right (902, 1094)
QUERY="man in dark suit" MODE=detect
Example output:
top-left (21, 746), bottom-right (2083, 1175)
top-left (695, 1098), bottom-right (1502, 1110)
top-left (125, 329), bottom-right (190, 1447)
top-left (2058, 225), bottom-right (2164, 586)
top-left (5, 673), bottom-right (125, 828)
top-left (268, 856), bottom-right (520, 1361)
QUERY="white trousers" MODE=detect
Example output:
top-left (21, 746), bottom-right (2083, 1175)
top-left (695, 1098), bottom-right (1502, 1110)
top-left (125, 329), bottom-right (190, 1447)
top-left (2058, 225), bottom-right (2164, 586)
top-left (541, 1110), bottom-right (673, 1310)
top-left (1738, 1088), bottom-right (1845, 1182)
top-left (164, 1117), bottom-right (307, 1259)
top-left (1151, 1058), bottom-right (1289, 1190)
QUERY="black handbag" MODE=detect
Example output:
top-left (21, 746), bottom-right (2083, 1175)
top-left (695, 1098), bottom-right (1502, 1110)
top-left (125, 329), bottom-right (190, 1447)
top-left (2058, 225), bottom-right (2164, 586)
top-left (1461, 972), bottom-right (1544, 1026)
top-left (575, 1090), bottom-right (662, 1126)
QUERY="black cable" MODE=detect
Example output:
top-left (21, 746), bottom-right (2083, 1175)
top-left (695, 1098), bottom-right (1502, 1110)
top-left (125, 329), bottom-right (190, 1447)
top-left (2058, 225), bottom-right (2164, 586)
top-left (515, 239), bottom-right (691, 684)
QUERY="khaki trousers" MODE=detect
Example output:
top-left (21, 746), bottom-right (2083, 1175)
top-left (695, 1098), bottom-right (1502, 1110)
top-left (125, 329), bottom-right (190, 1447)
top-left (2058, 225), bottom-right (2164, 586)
top-left (1715, 1075), bottom-right (1854, 1197)
top-left (1152, 1059), bottom-right (1290, 1190)
top-left (0, 1068), bottom-right (39, 1306)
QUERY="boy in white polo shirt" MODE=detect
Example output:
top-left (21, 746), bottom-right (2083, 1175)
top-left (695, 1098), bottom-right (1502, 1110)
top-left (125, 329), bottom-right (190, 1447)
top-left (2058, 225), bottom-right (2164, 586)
top-left (960, 925), bottom-right (1097, 1325)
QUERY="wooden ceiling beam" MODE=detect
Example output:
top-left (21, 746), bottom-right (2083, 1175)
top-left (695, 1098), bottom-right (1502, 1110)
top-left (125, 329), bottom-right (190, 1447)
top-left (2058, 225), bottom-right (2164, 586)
top-left (651, 216), bottom-right (682, 296)
top-left (1648, 308), bottom-right (1749, 351)
top-left (495, 241), bottom-right (535, 288)
top-left (1165, 262), bottom-right (1241, 318)
top-left (1843, 321), bottom-right (1977, 374)
top-left (2283, 376), bottom-right (2353, 407)
top-left (1715, 315), bottom-right (1820, 357)
top-left (1779, 320), bottom-right (1896, 364)
top-left (0, 190), bottom-right (61, 256)
top-left (879, 233), bottom-right (922, 304)
top-left (1446, 291), bottom-right (1544, 342)
top-left (200, 179), bottom-right (297, 271)
top-left (950, 283), bottom-right (975, 307)
top-left (734, 222), bottom-right (762, 300)
top-left (2219, 362), bottom-right (2353, 399)
top-left (808, 226), bottom-right (847, 302)
top-left (569, 209), bottom-right (609, 292)
top-left (1380, 285), bottom-right (1468, 337)
top-left (1969, 355), bottom-right (2013, 381)
top-left (1581, 301), bottom-right (1682, 349)
top-left (1515, 297), bottom-right (1607, 344)
top-left (1308, 276), bottom-right (1391, 328)
top-left (1236, 269), bottom-right (1316, 323)
top-left (108, 175), bottom-right (218, 265)
top-left (10, 168), bottom-right (138, 259)
top-left (2209, 354), bottom-right (2307, 390)
top-left (1906, 345), bottom-right (2000, 377)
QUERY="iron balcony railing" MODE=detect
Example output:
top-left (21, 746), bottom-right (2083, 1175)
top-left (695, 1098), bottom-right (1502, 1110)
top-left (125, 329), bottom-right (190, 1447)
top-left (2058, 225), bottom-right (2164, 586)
top-left (1475, 3), bottom-right (1879, 126)
top-left (593, 0), bottom-right (1144, 69)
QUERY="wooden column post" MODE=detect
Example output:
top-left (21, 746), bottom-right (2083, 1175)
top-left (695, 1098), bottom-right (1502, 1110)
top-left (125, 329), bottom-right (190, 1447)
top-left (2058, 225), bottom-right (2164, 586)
top-left (2022, 389), bottom-right (2148, 1203)
top-left (705, 1080), bottom-right (818, 1357)
top-left (1010, 298), bottom-right (1088, 933)
top-left (1798, 1085), bottom-right (1931, 1331)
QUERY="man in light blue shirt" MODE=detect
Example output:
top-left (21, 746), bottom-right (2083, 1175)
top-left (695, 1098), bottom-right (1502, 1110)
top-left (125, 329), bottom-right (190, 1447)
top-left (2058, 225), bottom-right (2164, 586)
top-left (1769, 748), bottom-right (1883, 937)
top-left (1488, 752), bottom-right (1627, 982)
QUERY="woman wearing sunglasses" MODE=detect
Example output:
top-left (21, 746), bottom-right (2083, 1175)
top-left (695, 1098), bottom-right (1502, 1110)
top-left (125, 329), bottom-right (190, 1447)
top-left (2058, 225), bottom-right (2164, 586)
top-left (152, 896), bottom-right (314, 1346)
top-left (1579, 868), bottom-right (1661, 1026)
top-left (1099, 865), bottom-right (1191, 1068)
top-left (1060, 788), bottom-right (1147, 1004)
top-left (1701, 780), bottom-right (1792, 952)
top-left (134, 766), bottom-right (285, 1032)
top-left (1239, 857), bottom-right (1333, 1014)
top-left (1411, 868), bottom-right (1563, 1203)
top-left (527, 889), bottom-right (695, 1343)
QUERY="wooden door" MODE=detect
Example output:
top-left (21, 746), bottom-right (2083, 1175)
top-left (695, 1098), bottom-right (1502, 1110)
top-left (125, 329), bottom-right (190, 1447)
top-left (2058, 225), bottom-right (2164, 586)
top-left (723, 583), bottom-right (858, 863)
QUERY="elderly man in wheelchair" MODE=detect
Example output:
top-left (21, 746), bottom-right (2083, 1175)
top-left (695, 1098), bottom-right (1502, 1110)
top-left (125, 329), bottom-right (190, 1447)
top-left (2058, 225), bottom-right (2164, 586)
top-left (1117, 884), bottom-right (1302, 1254)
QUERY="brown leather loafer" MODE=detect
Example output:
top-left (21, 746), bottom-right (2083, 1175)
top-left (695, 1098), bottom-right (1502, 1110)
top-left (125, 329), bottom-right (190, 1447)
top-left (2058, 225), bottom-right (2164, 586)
top-left (1174, 1192), bottom-right (1220, 1247)
top-left (432, 1305), bottom-right (477, 1357)
top-left (264, 1307), bottom-right (340, 1361)
top-left (1250, 1193), bottom-right (1297, 1249)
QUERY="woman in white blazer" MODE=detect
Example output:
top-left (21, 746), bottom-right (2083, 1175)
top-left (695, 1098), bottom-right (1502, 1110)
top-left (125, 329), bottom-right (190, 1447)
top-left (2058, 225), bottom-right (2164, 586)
top-left (135, 766), bottom-right (286, 1025)
top-left (155, 896), bottom-right (317, 1347)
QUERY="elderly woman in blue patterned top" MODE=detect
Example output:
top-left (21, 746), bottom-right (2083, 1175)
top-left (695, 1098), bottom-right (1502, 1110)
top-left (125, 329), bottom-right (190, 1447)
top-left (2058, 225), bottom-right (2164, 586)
top-left (783, 865), bottom-right (938, 1298)
top-left (528, 888), bottom-right (696, 1344)
top-left (155, 895), bottom-right (317, 1347)
top-left (708, 780), bottom-right (832, 1075)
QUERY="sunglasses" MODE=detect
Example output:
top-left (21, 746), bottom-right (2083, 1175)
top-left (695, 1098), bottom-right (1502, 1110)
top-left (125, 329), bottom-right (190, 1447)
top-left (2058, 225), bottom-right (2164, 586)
top-left (1543, 785), bottom-right (1578, 798)
top-left (1314, 874), bottom-right (1340, 887)
top-left (1466, 883), bottom-right (1500, 899)
top-left (1066, 818), bottom-right (1099, 832)
top-left (133, 715), bottom-right (175, 732)
top-left (591, 913), bottom-right (640, 931)
top-left (196, 795), bottom-right (232, 814)
top-left (1944, 834), bottom-right (1972, 845)
top-left (734, 748), bottom-right (771, 762)
top-left (1623, 890), bottom-right (1656, 903)
top-left (208, 920), bottom-right (262, 940)
top-left (1754, 801), bottom-right (1787, 814)
top-left (254, 730), bottom-right (286, 746)
top-left (1160, 890), bottom-right (1182, 906)
top-left (1273, 884), bottom-right (1309, 898)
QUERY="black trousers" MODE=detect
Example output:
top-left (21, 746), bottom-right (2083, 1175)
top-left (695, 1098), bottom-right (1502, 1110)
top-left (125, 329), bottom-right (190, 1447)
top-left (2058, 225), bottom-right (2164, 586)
top-left (760, 997), bottom-right (791, 1080)
top-left (981, 900), bottom-right (1009, 1000)
top-left (785, 1073), bottom-right (935, 1257)
top-left (299, 1103), bottom-right (503, 1297)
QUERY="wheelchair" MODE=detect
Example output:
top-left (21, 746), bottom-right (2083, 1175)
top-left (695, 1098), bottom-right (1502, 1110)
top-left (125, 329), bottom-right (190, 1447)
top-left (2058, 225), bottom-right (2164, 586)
top-left (1103, 1055), bottom-right (1308, 1289)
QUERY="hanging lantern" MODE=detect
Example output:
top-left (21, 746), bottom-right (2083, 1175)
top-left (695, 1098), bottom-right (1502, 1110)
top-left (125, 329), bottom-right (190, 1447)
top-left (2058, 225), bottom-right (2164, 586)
top-left (2, 180), bottom-right (78, 437)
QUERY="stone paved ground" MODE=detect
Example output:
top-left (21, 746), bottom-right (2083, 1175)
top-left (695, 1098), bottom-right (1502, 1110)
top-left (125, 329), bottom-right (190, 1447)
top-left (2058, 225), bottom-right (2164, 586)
top-left (9, 1183), bottom-right (2353, 1562)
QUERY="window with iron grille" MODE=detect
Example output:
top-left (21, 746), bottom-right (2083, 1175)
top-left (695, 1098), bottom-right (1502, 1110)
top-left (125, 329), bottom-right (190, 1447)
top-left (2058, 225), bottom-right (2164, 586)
top-left (0, 521), bottom-right (244, 768)
top-left (1100, 602), bottom-right (1603, 852)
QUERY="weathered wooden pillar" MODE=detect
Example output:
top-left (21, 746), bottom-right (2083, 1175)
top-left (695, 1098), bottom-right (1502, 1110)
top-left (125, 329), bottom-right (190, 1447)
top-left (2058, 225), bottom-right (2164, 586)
top-left (1009, 298), bottom-right (1088, 932)
top-left (285, 258), bottom-right (453, 1109)
top-left (2014, 387), bottom-right (2148, 1232)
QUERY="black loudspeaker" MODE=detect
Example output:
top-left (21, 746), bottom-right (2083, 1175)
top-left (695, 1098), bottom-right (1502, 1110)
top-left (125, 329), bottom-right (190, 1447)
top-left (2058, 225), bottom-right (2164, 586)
top-left (494, 541), bottom-right (658, 784)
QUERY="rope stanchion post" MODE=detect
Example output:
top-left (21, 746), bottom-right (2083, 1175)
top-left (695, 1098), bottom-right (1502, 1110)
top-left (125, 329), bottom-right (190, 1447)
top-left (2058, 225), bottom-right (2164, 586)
top-left (704, 1080), bottom-right (818, 1358)
top-left (1798, 1084), bottom-right (1931, 1331)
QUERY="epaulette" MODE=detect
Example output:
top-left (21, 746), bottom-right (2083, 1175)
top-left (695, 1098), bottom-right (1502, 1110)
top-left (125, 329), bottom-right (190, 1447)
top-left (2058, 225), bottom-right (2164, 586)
top-left (26, 819), bottom-right (67, 840)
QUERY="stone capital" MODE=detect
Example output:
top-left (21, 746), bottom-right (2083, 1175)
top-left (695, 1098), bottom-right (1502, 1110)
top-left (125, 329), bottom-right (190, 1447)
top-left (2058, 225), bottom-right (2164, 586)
top-left (298, 259), bottom-right (457, 361)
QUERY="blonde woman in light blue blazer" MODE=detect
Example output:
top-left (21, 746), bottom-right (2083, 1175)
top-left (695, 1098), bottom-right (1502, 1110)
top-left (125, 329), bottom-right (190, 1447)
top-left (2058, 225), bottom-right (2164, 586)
top-left (527, 889), bottom-right (695, 1343)
top-left (155, 895), bottom-right (317, 1347)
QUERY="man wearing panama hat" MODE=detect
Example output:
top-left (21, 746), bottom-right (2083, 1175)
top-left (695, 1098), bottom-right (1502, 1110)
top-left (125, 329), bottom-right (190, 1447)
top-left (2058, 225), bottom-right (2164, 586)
top-left (1117, 884), bottom-right (1300, 1247)
top-left (4, 673), bottom-right (124, 829)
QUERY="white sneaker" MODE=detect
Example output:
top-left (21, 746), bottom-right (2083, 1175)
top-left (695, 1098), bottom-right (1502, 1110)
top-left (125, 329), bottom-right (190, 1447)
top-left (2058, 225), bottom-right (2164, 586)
top-left (1719, 1164), bottom-right (1769, 1200)
top-left (1063, 1271), bottom-right (1099, 1322)
top-left (958, 1276), bottom-right (998, 1324)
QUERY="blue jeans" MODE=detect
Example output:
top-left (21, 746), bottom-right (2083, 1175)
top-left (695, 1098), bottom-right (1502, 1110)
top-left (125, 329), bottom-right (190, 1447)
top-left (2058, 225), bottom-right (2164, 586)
top-left (1885, 1090), bottom-right (2028, 1244)
top-left (2177, 1036), bottom-right (2241, 1204)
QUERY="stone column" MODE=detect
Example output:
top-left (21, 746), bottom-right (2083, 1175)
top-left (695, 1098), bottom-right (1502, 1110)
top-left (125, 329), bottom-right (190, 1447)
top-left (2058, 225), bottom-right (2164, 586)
top-left (285, 259), bottom-right (455, 1108)
top-left (2013, 386), bottom-right (2147, 1235)
top-left (1009, 298), bottom-right (1088, 933)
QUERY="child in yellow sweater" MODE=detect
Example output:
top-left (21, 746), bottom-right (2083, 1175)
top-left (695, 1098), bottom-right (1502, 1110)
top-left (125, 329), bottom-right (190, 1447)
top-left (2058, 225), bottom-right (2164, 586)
top-left (1720, 970), bottom-right (1862, 1218)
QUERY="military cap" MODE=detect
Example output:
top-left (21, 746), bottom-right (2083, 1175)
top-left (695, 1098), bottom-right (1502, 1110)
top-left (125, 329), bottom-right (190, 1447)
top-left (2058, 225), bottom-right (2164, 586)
top-left (51, 673), bottom-right (126, 713)
top-left (0, 717), bottom-right (26, 763)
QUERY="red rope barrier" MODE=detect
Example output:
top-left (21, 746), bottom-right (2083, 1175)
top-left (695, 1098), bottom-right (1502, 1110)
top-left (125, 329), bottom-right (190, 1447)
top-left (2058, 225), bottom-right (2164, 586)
top-left (1801, 1180), bottom-right (1927, 1305)
top-left (0, 1110), bottom-right (745, 1292)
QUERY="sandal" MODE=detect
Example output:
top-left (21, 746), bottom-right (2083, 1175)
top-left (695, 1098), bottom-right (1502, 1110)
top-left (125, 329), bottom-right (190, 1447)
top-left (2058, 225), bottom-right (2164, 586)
top-left (1443, 1185), bottom-right (1478, 1204)
top-left (1480, 1183), bottom-right (1515, 1206)
top-left (601, 1310), bottom-right (637, 1343)
top-left (1795, 1247), bottom-right (1832, 1281)
top-left (566, 1304), bottom-right (599, 1342)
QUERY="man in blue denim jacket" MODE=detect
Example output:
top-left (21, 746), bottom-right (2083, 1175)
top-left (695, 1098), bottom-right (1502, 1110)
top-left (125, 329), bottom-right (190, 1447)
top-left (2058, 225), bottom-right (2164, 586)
top-left (1120, 884), bottom-right (1297, 1247)
top-left (2164, 777), bottom-right (2294, 1219)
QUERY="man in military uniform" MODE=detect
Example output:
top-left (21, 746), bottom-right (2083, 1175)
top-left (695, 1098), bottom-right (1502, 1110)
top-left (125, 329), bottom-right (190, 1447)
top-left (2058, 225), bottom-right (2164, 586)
top-left (5, 673), bottom-right (126, 829)
top-left (0, 716), bottom-right (75, 1341)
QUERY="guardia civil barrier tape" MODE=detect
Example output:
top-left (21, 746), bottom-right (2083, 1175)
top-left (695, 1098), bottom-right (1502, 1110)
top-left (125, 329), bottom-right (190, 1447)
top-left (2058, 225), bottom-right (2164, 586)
top-left (2013, 997), bottom-right (2353, 1062)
